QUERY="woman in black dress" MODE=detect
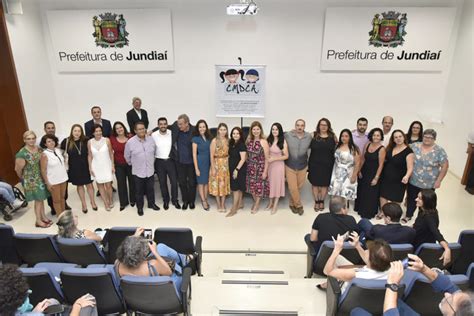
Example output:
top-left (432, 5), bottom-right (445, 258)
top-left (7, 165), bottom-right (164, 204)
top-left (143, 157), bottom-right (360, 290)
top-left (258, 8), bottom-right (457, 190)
top-left (354, 128), bottom-right (386, 219)
top-left (412, 189), bottom-right (451, 266)
top-left (379, 130), bottom-right (414, 218)
top-left (227, 127), bottom-right (247, 217)
top-left (308, 118), bottom-right (337, 211)
top-left (61, 124), bottom-right (97, 213)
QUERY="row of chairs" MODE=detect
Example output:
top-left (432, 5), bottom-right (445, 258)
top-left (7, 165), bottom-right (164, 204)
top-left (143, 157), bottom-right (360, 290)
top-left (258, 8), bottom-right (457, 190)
top-left (20, 262), bottom-right (191, 315)
top-left (304, 230), bottom-right (474, 278)
top-left (326, 265), bottom-right (474, 316)
top-left (0, 225), bottom-right (203, 276)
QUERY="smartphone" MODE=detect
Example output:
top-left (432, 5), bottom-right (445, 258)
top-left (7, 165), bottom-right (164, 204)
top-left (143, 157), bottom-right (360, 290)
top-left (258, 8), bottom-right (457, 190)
top-left (401, 257), bottom-right (410, 269)
top-left (142, 229), bottom-right (152, 240)
top-left (44, 304), bottom-right (65, 314)
top-left (342, 231), bottom-right (351, 241)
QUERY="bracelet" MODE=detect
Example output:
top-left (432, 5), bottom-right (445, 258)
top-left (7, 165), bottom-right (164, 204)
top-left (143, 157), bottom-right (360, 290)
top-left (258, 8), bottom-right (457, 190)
top-left (74, 302), bottom-right (83, 309)
top-left (235, 168), bottom-right (240, 172)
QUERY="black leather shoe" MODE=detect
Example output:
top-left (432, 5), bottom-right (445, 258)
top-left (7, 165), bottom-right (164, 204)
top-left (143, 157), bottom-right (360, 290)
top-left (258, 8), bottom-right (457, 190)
top-left (182, 203), bottom-right (188, 210)
top-left (163, 202), bottom-right (169, 210)
top-left (96, 190), bottom-right (100, 197)
top-left (65, 204), bottom-right (72, 210)
top-left (137, 208), bottom-right (144, 216)
top-left (130, 203), bottom-right (135, 207)
top-left (149, 204), bottom-right (160, 211)
top-left (189, 202), bottom-right (195, 210)
top-left (50, 208), bottom-right (56, 216)
top-left (120, 206), bottom-right (126, 211)
top-left (173, 201), bottom-right (181, 209)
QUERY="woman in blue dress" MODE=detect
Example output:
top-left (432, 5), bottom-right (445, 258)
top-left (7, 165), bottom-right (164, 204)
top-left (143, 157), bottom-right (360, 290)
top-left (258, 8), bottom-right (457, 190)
top-left (192, 119), bottom-right (212, 210)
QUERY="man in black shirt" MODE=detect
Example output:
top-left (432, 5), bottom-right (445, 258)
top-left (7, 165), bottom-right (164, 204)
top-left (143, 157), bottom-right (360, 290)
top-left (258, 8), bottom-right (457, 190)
top-left (358, 202), bottom-right (416, 245)
top-left (310, 196), bottom-right (359, 255)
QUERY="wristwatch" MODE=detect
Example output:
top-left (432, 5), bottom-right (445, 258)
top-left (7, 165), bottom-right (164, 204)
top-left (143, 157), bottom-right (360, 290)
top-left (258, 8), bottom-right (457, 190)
top-left (385, 283), bottom-right (400, 292)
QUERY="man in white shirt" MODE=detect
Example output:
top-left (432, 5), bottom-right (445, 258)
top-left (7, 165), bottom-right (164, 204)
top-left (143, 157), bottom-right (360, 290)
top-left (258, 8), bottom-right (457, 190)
top-left (151, 117), bottom-right (180, 210)
top-left (381, 116), bottom-right (394, 147)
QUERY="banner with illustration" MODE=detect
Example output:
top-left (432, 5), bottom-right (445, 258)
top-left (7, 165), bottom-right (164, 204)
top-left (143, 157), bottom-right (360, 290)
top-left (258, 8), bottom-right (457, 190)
top-left (215, 65), bottom-right (265, 118)
top-left (321, 7), bottom-right (456, 71)
top-left (46, 9), bottom-right (174, 72)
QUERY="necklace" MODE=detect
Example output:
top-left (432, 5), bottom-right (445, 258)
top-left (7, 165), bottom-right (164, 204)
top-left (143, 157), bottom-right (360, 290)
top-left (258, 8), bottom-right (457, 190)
top-left (73, 141), bottom-right (82, 155)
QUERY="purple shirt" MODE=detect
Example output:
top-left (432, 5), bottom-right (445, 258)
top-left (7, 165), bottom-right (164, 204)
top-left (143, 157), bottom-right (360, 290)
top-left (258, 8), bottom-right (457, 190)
top-left (352, 130), bottom-right (369, 154)
top-left (124, 135), bottom-right (156, 178)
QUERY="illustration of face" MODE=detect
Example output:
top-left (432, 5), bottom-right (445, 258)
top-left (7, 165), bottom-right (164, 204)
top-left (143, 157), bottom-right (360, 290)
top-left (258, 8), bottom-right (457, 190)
top-left (246, 74), bottom-right (258, 83)
top-left (226, 73), bottom-right (239, 84)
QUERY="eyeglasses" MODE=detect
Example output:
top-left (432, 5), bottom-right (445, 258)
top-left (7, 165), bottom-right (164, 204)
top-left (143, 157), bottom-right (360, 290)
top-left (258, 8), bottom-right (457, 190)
top-left (423, 135), bottom-right (435, 139)
top-left (444, 294), bottom-right (456, 315)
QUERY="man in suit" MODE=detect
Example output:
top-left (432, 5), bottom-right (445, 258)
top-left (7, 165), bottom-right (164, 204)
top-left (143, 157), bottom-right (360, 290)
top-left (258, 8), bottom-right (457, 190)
top-left (168, 114), bottom-right (196, 210)
top-left (358, 202), bottom-right (416, 245)
top-left (84, 106), bottom-right (112, 138)
top-left (126, 97), bottom-right (149, 134)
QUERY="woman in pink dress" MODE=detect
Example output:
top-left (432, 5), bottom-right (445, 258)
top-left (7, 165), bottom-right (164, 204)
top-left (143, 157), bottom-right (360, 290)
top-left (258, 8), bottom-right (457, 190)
top-left (266, 123), bottom-right (288, 214)
top-left (245, 121), bottom-right (269, 214)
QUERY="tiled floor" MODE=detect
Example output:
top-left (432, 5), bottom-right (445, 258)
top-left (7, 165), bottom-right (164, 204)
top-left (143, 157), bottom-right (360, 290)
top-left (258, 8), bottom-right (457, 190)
top-left (4, 172), bottom-right (473, 314)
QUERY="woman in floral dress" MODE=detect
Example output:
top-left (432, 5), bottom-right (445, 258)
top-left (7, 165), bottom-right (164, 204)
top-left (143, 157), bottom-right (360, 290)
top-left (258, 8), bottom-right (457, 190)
top-left (14, 131), bottom-right (51, 228)
top-left (209, 123), bottom-right (230, 212)
top-left (245, 121), bottom-right (270, 214)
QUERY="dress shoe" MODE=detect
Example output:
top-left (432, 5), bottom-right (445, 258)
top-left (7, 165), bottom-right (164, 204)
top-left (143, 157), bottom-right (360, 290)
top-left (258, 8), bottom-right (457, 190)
top-left (189, 202), bottom-right (195, 209)
top-left (65, 204), bottom-right (72, 210)
top-left (137, 208), bottom-right (144, 216)
top-left (182, 203), bottom-right (188, 210)
top-left (173, 201), bottom-right (181, 209)
top-left (130, 203), bottom-right (135, 207)
top-left (149, 204), bottom-right (160, 211)
top-left (50, 208), bottom-right (56, 216)
top-left (163, 202), bottom-right (169, 210)
top-left (92, 206), bottom-right (98, 211)
top-left (120, 206), bottom-right (126, 211)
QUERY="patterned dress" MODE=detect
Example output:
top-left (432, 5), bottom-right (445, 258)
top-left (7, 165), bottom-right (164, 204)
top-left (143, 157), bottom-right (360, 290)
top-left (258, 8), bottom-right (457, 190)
top-left (15, 147), bottom-right (49, 201)
top-left (328, 149), bottom-right (357, 201)
top-left (246, 139), bottom-right (269, 198)
top-left (209, 139), bottom-right (230, 196)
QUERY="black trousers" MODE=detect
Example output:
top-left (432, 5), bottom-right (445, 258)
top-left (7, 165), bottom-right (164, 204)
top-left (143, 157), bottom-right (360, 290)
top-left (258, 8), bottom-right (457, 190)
top-left (177, 162), bottom-right (196, 203)
top-left (115, 163), bottom-right (136, 207)
top-left (48, 183), bottom-right (68, 211)
top-left (155, 158), bottom-right (178, 203)
top-left (406, 183), bottom-right (435, 218)
top-left (133, 175), bottom-right (155, 209)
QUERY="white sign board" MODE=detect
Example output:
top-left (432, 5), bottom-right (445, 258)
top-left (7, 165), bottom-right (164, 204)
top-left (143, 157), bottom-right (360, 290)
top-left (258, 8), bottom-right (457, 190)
top-left (215, 65), bottom-right (265, 118)
top-left (321, 7), bottom-right (456, 71)
top-left (46, 9), bottom-right (174, 72)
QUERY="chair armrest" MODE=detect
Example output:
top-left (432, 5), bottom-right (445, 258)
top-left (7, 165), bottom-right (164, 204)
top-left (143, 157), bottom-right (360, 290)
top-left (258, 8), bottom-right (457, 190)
top-left (326, 276), bottom-right (341, 316)
top-left (195, 236), bottom-right (203, 255)
top-left (180, 267), bottom-right (192, 294)
top-left (304, 234), bottom-right (317, 257)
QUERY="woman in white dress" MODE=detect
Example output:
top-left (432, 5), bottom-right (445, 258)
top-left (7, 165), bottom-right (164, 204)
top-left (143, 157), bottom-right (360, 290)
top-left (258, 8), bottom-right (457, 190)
top-left (328, 129), bottom-right (360, 201)
top-left (88, 124), bottom-right (115, 211)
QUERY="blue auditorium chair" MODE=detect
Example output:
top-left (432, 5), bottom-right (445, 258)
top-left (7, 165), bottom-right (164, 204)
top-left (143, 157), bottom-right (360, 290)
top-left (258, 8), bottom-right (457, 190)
top-left (415, 242), bottom-right (461, 270)
top-left (14, 233), bottom-right (63, 266)
top-left (0, 224), bottom-right (20, 264)
top-left (451, 230), bottom-right (474, 274)
top-left (103, 226), bottom-right (137, 264)
top-left (56, 238), bottom-right (106, 266)
top-left (389, 243), bottom-right (414, 261)
top-left (467, 263), bottom-right (474, 290)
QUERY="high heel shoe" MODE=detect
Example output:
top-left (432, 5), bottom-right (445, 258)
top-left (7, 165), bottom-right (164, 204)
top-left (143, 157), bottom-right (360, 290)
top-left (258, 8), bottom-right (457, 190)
top-left (82, 209), bottom-right (88, 214)
top-left (92, 206), bottom-right (98, 211)
top-left (201, 200), bottom-right (210, 211)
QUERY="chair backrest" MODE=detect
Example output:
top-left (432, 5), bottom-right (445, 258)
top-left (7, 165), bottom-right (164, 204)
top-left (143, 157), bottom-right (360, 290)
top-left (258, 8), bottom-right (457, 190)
top-left (390, 243), bottom-right (414, 261)
top-left (154, 228), bottom-right (195, 254)
top-left (0, 224), bottom-right (20, 264)
top-left (314, 241), bottom-right (363, 276)
top-left (61, 266), bottom-right (125, 315)
top-left (14, 233), bottom-right (63, 266)
top-left (121, 275), bottom-right (182, 314)
top-left (56, 238), bottom-right (106, 266)
top-left (337, 279), bottom-right (405, 316)
top-left (452, 230), bottom-right (474, 274)
top-left (415, 242), bottom-right (461, 270)
top-left (105, 227), bottom-right (137, 264)
top-left (404, 272), bottom-right (469, 315)
top-left (19, 267), bottom-right (64, 306)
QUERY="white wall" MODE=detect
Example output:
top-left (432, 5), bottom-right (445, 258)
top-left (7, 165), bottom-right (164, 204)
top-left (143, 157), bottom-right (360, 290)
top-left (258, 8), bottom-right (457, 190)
top-left (437, 0), bottom-right (473, 177)
top-left (5, 0), bottom-right (468, 164)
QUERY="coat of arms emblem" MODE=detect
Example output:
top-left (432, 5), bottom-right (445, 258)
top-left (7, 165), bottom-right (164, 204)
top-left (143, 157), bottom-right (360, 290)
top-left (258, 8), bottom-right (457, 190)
top-left (93, 13), bottom-right (129, 48)
top-left (369, 11), bottom-right (407, 47)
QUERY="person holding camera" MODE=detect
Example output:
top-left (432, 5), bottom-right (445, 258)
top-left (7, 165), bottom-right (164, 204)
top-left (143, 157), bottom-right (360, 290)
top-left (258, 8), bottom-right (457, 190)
top-left (114, 228), bottom-right (195, 296)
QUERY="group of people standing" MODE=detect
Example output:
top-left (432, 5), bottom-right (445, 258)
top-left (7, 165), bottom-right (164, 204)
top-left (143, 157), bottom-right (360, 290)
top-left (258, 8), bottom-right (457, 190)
top-left (13, 100), bottom-right (449, 227)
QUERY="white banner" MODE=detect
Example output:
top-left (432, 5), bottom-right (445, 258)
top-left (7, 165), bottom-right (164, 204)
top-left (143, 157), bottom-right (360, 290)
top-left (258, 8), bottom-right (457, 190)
top-left (215, 65), bottom-right (265, 118)
top-left (321, 7), bottom-right (456, 71)
top-left (46, 9), bottom-right (174, 72)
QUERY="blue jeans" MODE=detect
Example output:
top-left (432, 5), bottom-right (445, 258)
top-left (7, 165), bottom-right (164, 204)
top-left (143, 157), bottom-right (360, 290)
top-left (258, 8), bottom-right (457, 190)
top-left (0, 182), bottom-right (15, 204)
top-left (156, 243), bottom-right (186, 297)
